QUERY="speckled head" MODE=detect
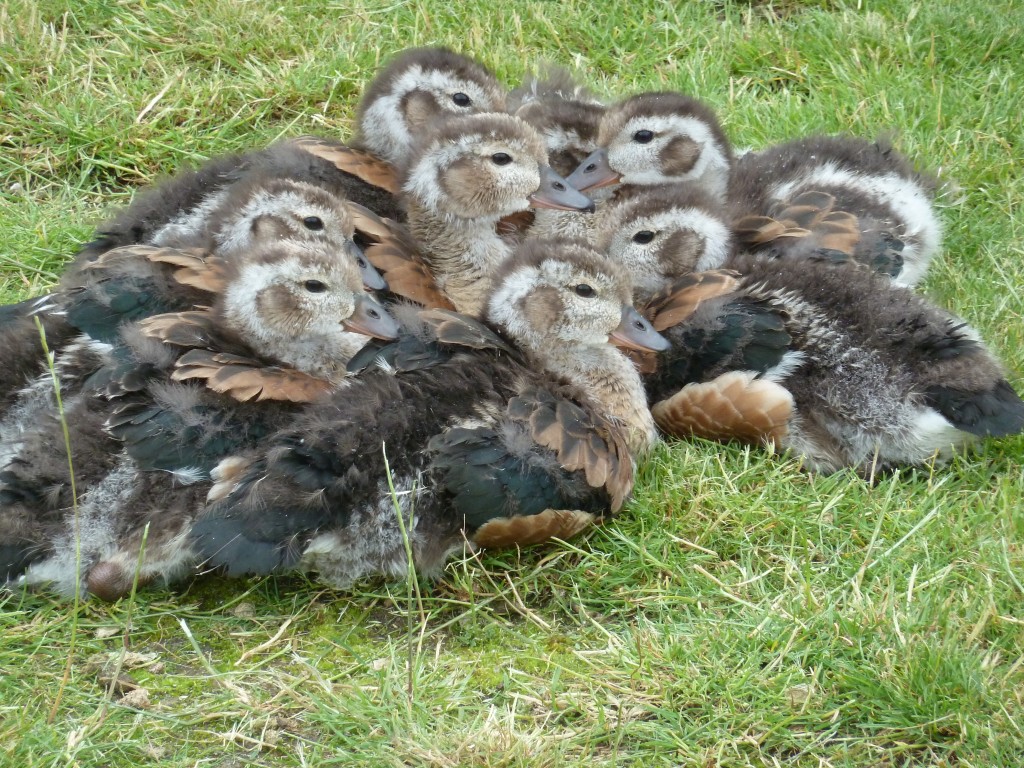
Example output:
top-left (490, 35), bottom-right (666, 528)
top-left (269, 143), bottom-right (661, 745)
top-left (486, 237), bottom-right (643, 351)
top-left (356, 47), bottom-right (508, 166)
top-left (402, 113), bottom-right (590, 221)
top-left (221, 240), bottom-right (397, 360)
top-left (211, 178), bottom-right (383, 290)
top-left (516, 97), bottom-right (607, 178)
top-left (569, 92), bottom-right (733, 201)
top-left (595, 183), bottom-right (734, 299)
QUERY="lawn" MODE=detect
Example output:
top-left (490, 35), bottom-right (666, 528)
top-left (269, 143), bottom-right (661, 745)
top-left (1, 0), bottom-right (1023, 765)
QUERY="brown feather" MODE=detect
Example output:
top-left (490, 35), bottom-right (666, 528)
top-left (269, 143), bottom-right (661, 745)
top-left (289, 136), bottom-right (400, 194)
top-left (642, 269), bottom-right (741, 332)
top-left (344, 201), bottom-right (395, 242)
top-left (83, 244), bottom-right (170, 271)
top-left (138, 311), bottom-right (217, 348)
top-left (144, 247), bottom-right (228, 293)
top-left (510, 388), bottom-right (633, 512)
top-left (354, 215), bottom-right (455, 310)
top-left (734, 190), bottom-right (863, 256)
top-left (651, 370), bottom-right (793, 444)
top-left (472, 508), bottom-right (597, 548)
top-left (173, 349), bottom-right (334, 403)
top-left (496, 210), bottom-right (536, 241)
top-left (420, 309), bottom-right (514, 352)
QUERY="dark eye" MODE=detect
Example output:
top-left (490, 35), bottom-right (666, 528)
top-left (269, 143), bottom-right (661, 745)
top-left (304, 280), bottom-right (327, 293)
top-left (452, 92), bottom-right (472, 107)
top-left (491, 152), bottom-right (513, 166)
top-left (303, 216), bottom-right (324, 231)
top-left (632, 129), bottom-right (654, 144)
top-left (355, 255), bottom-right (368, 268)
top-left (574, 284), bottom-right (596, 298)
top-left (632, 230), bottom-right (656, 244)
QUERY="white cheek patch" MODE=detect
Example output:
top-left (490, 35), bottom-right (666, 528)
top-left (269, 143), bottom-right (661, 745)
top-left (360, 68), bottom-right (496, 164)
top-left (610, 115), bottom-right (730, 197)
top-left (487, 266), bottom-right (540, 330)
top-left (403, 142), bottom-right (463, 214)
top-left (626, 208), bottom-right (732, 269)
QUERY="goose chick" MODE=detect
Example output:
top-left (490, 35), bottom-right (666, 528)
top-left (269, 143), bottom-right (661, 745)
top-left (1, 239), bottom-right (398, 599)
top-left (54, 176), bottom-right (382, 346)
top-left (594, 184), bottom-right (735, 301)
top-left (600, 192), bottom-right (1024, 474)
top-left (511, 71), bottom-right (608, 241)
top-left (0, 178), bottom-right (381, 460)
top-left (567, 92), bottom-right (733, 203)
top-left (729, 135), bottom-right (942, 286)
top-left (190, 238), bottom-right (666, 589)
top-left (73, 47), bottom-right (506, 264)
top-left (401, 113), bottom-right (594, 315)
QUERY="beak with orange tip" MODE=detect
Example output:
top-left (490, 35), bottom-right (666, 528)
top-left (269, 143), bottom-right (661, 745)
top-left (528, 166), bottom-right (596, 213)
top-left (609, 305), bottom-right (670, 352)
top-left (566, 148), bottom-right (622, 193)
top-left (342, 294), bottom-right (401, 340)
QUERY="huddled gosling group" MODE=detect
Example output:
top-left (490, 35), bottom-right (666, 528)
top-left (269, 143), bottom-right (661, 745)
top-left (1, 47), bottom-right (1021, 601)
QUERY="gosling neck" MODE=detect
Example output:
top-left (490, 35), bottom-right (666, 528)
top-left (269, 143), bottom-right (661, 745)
top-left (405, 200), bottom-right (514, 316)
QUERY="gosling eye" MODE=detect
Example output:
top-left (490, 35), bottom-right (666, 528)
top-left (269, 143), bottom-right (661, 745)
top-left (304, 280), bottom-right (328, 293)
top-left (491, 152), bottom-right (513, 166)
top-left (451, 92), bottom-right (472, 107)
top-left (632, 230), bottom-right (656, 245)
top-left (303, 216), bottom-right (325, 231)
top-left (632, 129), bottom-right (655, 144)
top-left (574, 283), bottom-right (596, 298)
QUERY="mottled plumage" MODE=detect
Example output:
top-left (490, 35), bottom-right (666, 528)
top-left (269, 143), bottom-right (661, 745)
top-left (190, 239), bottom-right (665, 588)
top-left (1, 238), bottom-right (397, 598)
top-left (567, 92), bottom-right (733, 203)
top-left (730, 135), bottom-right (941, 286)
top-left (399, 113), bottom-right (595, 315)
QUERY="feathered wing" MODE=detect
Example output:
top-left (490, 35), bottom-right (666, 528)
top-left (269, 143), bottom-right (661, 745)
top-left (191, 312), bottom-right (628, 575)
top-left (345, 203), bottom-right (456, 310)
top-left (288, 136), bottom-right (400, 194)
top-left (173, 349), bottom-right (335, 403)
top-left (734, 190), bottom-right (905, 278)
top-left (428, 382), bottom-right (632, 550)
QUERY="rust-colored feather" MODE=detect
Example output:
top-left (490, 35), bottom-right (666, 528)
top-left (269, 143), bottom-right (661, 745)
top-left (510, 389), bottom-right (633, 512)
top-left (138, 311), bottom-right (217, 348)
top-left (144, 247), bottom-right (228, 293)
top-left (173, 349), bottom-right (334, 403)
top-left (651, 370), bottom-right (793, 445)
top-left (642, 269), bottom-right (740, 332)
top-left (344, 201), bottom-right (394, 242)
top-left (366, 238), bottom-right (455, 309)
top-left (734, 190), bottom-right (863, 257)
top-left (289, 136), bottom-right (400, 194)
top-left (472, 508), bottom-right (598, 548)
top-left (351, 212), bottom-right (455, 310)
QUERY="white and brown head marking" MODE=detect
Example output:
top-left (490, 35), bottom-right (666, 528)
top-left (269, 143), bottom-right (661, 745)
top-left (597, 185), bottom-right (733, 297)
top-left (213, 178), bottom-right (357, 255)
top-left (221, 241), bottom-right (366, 350)
top-left (357, 47), bottom-right (507, 166)
top-left (486, 238), bottom-right (632, 350)
top-left (402, 113), bottom-right (550, 221)
top-left (598, 93), bottom-right (732, 200)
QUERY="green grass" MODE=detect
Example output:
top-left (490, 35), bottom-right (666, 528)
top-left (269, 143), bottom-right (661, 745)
top-left (3, 0), bottom-right (1024, 765)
